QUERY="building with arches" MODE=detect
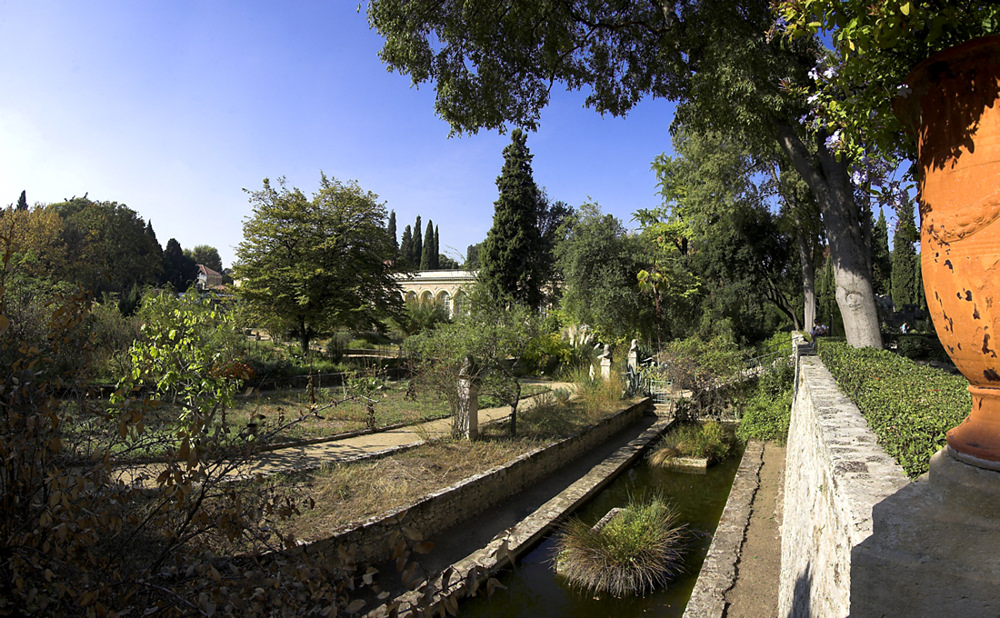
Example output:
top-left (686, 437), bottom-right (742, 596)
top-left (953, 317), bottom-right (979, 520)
top-left (395, 270), bottom-right (477, 317)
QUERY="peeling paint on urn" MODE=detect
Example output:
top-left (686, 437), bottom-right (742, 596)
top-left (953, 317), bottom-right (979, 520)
top-left (895, 35), bottom-right (1000, 468)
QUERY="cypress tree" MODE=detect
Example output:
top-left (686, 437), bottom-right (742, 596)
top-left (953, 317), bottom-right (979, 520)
top-left (16, 190), bottom-right (28, 211)
top-left (433, 224), bottom-right (440, 269)
top-left (479, 129), bottom-right (543, 307)
top-left (872, 208), bottom-right (892, 297)
top-left (412, 215), bottom-right (422, 267)
top-left (388, 210), bottom-right (398, 254)
top-left (420, 219), bottom-right (435, 270)
top-left (891, 201), bottom-right (920, 310)
top-left (399, 225), bottom-right (413, 267)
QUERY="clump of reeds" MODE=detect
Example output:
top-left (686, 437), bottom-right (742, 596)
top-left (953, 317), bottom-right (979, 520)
top-left (649, 421), bottom-right (734, 466)
top-left (554, 498), bottom-right (687, 597)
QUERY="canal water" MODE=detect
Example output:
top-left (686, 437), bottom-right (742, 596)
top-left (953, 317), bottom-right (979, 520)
top-left (461, 442), bottom-right (745, 617)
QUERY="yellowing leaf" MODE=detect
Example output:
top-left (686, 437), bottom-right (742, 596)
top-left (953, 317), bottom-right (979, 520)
top-left (901, 2), bottom-right (911, 16)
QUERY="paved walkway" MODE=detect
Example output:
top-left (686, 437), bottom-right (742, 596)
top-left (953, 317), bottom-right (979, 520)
top-left (123, 382), bottom-right (575, 486)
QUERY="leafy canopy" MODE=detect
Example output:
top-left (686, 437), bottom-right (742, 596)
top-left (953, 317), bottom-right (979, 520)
top-left (234, 174), bottom-right (401, 352)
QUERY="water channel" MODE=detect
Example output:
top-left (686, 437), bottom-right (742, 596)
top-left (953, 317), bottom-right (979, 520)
top-left (461, 443), bottom-right (744, 617)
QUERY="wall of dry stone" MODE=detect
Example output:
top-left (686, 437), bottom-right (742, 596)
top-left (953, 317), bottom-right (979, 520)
top-left (778, 355), bottom-right (908, 617)
top-left (308, 398), bottom-right (651, 567)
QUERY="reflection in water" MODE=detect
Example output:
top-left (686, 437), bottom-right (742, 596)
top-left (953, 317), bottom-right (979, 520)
top-left (462, 442), bottom-right (745, 617)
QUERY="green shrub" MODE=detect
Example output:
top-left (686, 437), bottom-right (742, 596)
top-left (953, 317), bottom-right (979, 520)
top-left (555, 498), bottom-right (687, 597)
top-left (649, 421), bottom-right (734, 465)
top-left (818, 341), bottom-right (968, 477)
top-left (736, 361), bottom-right (794, 444)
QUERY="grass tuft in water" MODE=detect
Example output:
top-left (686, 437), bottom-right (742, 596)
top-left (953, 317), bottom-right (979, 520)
top-left (649, 421), bottom-right (734, 466)
top-left (554, 497), bottom-right (687, 597)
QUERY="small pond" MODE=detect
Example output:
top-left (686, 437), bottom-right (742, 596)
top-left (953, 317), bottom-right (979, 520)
top-left (461, 441), bottom-right (745, 617)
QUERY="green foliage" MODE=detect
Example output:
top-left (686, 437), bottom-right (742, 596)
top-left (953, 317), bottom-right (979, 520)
top-left (479, 129), bottom-right (544, 307)
top-left (555, 498), bottom-right (687, 597)
top-left (872, 209), bottom-right (892, 297)
top-left (736, 362), bottom-right (795, 444)
top-left (818, 341), bottom-right (969, 477)
top-left (113, 290), bottom-right (246, 425)
top-left (234, 174), bottom-right (402, 354)
top-left (162, 237), bottom-right (198, 291)
top-left (184, 244), bottom-right (223, 272)
top-left (420, 218), bottom-right (435, 269)
top-left (557, 203), bottom-right (659, 343)
top-left (778, 0), bottom-right (1000, 160)
top-left (891, 200), bottom-right (920, 310)
top-left (51, 197), bottom-right (163, 296)
top-left (650, 421), bottom-right (734, 465)
top-left (399, 224), bottom-right (414, 268)
top-left (405, 285), bottom-right (540, 435)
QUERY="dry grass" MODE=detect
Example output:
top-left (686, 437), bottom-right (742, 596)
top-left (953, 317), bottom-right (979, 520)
top-left (277, 388), bottom-right (633, 542)
top-left (285, 438), bottom-right (547, 541)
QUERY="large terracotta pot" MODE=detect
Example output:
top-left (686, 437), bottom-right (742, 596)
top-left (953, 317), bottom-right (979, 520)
top-left (895, 35), bottom-right (1000, 470)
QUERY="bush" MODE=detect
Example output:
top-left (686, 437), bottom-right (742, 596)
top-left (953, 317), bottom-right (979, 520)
top-left (555, 498), bottom-right (687, 597)
top-left (658, 335), bottom-right (749, 416)
top-left (736, 361), bottom-right (794, 444)
top-left (649, 421), bottom-right (734, 465)
top-left (818, 341), bottom-right (968, 477)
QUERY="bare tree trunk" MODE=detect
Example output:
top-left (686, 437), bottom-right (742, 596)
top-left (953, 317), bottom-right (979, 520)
top-left (796, 228), bottom-right (816, 333)
top-left (776, 124), bottom-right (882, 348)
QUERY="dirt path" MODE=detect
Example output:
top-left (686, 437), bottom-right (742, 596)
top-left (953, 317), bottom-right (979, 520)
top-left (120, 382), bottom-right (575, 486)
top-left (724, 442), bottom-right (785, 617)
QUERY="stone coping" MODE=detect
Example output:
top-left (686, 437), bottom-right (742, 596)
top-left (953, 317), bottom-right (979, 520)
top-left (683, 440), bottom-right (765, 618)
top-left (368, 413), bottom-right (675, 616)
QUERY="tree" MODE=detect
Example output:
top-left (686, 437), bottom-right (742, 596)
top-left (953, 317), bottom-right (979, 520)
top-left (420, 219), bottom-right (435, 270)
top-left (433, 224), bottom-right (441, 269)
top-left (184, 244), bottom-right (223, 272)
top-left (891, 199), bottom-right (920, 310)
top-left (872, 209), bottom-right (892, 297)
top-left (368, 0), bottom-right (883, 348)
top-left (400, 224), bottom-right (414, 268)
top-left (163, 238), bottom-right (198, 291)
top-left (412, 215), bottom-right (422, 267)
top-left (16, 190), bottom-right (27, 211)
top-left (234, 174), bottom-right (402, 354)
top-left (406, 285), bottom-right (538, 437)
top-left (778, 1), bottom-right (1000, 160)
top-left (557, 204), bottom-right (663, 344)
top-left (52, 197), bottom-right (163, 295)
top-left (479, 129), bottom-right (543, 308)
top-left (388, 210), bottom-right (398, 254)
top-left (465, 242), bottom-right (483, 270)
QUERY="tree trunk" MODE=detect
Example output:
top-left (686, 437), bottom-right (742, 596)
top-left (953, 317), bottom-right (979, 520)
top-left (298, 318), bottom-right (310, 357)
top-left (776, 124), bottom-right (882, 348)
top-left (793, 219), bottom-right (817, 334)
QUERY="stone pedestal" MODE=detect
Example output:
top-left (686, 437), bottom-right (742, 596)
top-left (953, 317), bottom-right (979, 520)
top-left (852, 448), bottom-right (1000, 617)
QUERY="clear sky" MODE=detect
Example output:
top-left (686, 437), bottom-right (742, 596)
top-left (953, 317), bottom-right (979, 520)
top-left (1, 1), bottom-right (678, 269)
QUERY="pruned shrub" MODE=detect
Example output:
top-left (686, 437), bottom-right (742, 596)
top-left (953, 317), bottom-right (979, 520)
top-left (554, 498), bottom-right (687, 597)
top-left (818, 341), bottom-right (967, 477)
top-left (735, 361), bottom-right (794, 444)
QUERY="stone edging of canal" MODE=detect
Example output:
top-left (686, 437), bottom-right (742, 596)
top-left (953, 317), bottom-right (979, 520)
top-left (369, 406), bottom-right (677, 617)
top-left (683, 439), bottom-right (766, 617)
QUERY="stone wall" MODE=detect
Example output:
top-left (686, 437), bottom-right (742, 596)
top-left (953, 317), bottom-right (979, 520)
top-left (778, 355), bottom-right (909, 617)
top-left (308, 398), bottom-right (652, 567)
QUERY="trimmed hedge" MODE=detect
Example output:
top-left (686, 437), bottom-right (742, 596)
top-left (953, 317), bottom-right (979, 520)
top-left (818, 341), bottom-right (969, 477)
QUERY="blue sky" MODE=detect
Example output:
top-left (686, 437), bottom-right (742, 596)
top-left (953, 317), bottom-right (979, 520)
top-left (1, 1), bottom-right (677, 269)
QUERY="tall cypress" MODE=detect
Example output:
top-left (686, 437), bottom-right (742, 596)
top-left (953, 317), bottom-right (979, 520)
top-left (434, 224), bottom-right (441, 269)
top-left (891, 200), bottom-right (920, 310)
top-left (420, 219), bottom-right (435, 270)
top-left (399, 225), bottom-right (414, 268)
top-left (479, 129), bottom-right (543, 307)
top-left (872, 208), bottom-right (892, 297)
top-left (16, 190), bottom-right (28, 211)
top-left (412, 215), bottom-right (422, 267)
top-left (388, 210), bottom-right (398, 254)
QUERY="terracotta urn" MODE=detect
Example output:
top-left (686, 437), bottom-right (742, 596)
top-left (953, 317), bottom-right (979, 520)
top-left (895, 35), bottom-right (1000, 469)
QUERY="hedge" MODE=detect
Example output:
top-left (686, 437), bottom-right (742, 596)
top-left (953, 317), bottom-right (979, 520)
top-left (817, 341), bottom-right (969, 477)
